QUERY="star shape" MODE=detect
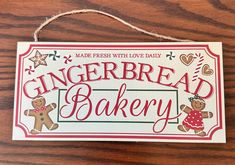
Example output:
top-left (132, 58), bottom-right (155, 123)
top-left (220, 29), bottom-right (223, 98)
top-left (29, 50), bottom-right (48, 68)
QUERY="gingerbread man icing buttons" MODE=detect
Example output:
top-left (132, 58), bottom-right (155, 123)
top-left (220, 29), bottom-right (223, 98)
top-left (178, 95), bottom-right (213, 137)
top-left (24, 96), bottom-right (59, 134)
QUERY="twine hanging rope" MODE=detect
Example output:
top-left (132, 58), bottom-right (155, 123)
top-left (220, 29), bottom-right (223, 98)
top-left (34, 9), bottom-right (192, 42)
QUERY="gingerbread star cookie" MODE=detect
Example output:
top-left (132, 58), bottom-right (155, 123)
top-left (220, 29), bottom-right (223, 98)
top-left (29, 50), bottom-right (48, 68)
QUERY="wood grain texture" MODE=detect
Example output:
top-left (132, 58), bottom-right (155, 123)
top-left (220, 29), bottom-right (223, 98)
top-left (0, 0), bottom-right (234, 164)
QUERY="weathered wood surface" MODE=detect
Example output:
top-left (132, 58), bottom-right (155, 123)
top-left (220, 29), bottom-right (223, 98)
top-left (0, 0), bottom-right (234, 164)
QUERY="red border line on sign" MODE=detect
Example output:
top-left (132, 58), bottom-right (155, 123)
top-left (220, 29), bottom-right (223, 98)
top-left (15, 44), bottom-right (223, 140)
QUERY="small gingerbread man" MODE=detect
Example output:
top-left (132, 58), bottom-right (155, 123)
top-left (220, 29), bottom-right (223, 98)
top-left (24, 96), bottom-right (59, 134)
top-left (178, 95), bottom-right (213, 137)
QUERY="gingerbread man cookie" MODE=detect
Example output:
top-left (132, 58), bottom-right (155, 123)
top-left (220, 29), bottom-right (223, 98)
top-left (178, 95), bottom-right (213, 137)
top-left (24, 96), bottom-right (59, 134)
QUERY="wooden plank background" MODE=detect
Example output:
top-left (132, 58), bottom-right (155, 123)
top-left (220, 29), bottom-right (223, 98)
top-left (0, 0), bottom-right (235, 164)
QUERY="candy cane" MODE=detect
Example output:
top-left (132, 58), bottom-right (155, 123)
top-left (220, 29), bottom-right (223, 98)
top-left (192, 53), bottom-right (204, 81)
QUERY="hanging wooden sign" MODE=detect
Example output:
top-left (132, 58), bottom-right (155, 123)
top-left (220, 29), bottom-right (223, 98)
top-left (13, 42), bottom-right (225, 142)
